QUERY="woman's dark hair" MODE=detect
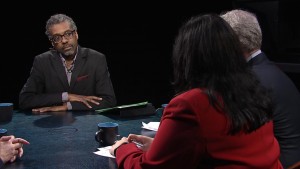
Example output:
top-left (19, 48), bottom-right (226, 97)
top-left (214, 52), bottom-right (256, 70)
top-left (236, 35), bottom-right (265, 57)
top-left (172, 14), bottom-right (273, 134)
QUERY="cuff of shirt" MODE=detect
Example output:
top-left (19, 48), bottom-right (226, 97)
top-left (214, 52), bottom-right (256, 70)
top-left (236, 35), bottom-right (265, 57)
top-left (67, 102), bottom-right (72, 110)
top-left (62, 92), bottom-right (69, 102)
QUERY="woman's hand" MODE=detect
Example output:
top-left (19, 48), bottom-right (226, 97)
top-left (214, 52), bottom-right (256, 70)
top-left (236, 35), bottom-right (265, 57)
top-left (127, 134), bottom-right (153, 151)
top-left (109, 137), bottom-right (128, 156)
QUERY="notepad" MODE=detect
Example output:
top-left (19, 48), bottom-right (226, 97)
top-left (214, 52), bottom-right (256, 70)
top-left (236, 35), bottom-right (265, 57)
top-left (94, 146), bottom-right (115, 158)
top-left (142, 122), bottom-right (160, 131)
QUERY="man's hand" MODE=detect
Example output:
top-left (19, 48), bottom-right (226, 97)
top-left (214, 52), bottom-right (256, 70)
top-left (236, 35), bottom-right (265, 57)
top-left (32, 103), bottom-right (68, 113)
top-left (68, 94), bottom-right (102, 108)
top-left (31, 94), bottom-right (102, 113)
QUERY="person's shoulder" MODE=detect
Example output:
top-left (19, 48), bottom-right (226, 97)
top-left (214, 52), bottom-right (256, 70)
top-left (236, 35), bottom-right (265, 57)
top-left (255, 52), bottom-right (290, 74)
top-left (171, 88), bottom-right (209, 105)
top-left (177, 88), bottom-right (205, 98)
top-left (34, 50), bottom-right (57, 60)
top-left (167, 88), bottom-right (210, 115)
top-left (79, 47), bottom-right (105, 58)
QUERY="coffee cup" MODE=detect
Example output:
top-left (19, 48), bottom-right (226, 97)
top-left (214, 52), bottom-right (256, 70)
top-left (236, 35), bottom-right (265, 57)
top-left (0, 129), bottom-right (7, 138)
top-left (155, 104), bottom-right (168, 117)
top-left (0, 103), bottom-right (13, 124)
top-left (95, 122), bottom-right (119, 146)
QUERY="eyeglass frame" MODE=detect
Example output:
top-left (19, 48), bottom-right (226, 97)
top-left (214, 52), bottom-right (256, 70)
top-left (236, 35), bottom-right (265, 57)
top-left (49, 30), bottom-right (76, 44)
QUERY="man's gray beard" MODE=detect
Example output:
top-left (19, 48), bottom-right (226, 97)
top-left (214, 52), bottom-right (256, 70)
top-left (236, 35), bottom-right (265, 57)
top-left (63, 50), bottom-right (75, 57)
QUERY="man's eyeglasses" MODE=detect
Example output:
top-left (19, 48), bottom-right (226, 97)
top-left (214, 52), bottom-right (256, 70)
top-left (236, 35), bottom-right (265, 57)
top-left (50, 30), bottom-right (76, 44)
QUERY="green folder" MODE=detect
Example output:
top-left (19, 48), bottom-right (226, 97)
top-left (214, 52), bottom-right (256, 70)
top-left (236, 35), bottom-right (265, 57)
top-left (96, 101), bottom-right (148, 113)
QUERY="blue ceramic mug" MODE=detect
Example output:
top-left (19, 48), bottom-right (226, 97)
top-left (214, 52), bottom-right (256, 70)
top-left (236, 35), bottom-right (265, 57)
top-left (0, 103), bottom-right (13, 124)
top-left (155, 104), bottom-right (168, 117)
top-left (0, 129), bottom-right (7, 138)
top-left (95, 122), bottom-right (119, 146)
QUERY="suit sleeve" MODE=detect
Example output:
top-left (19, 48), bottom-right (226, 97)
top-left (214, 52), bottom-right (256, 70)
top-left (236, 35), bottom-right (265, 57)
top-left (19, 56), bottom-right (63, 110)
top-left (71, 54), bottom-right (116, 110)
top-left (0, 159), bottom-right (3, 168)
top-left (115, 97), bottom-right (205, 169)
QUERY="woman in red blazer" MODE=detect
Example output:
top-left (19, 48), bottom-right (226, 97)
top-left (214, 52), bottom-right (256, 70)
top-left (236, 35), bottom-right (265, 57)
top-left (110, 14), bottom-right (283, 169)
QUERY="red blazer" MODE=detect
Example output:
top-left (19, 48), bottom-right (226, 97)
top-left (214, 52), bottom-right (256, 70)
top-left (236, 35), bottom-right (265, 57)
top-left (116, 88), bottom-right (283, 169)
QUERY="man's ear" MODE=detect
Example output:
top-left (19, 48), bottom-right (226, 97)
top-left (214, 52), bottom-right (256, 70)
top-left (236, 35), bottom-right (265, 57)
top-left (75, 31), bottom-right (79, 40)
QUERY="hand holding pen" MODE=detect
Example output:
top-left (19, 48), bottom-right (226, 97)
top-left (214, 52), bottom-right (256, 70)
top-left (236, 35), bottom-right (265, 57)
top-left (128, 134), bottom-right (153, 151)
top-left (109, 134), bottom-right (154, 156)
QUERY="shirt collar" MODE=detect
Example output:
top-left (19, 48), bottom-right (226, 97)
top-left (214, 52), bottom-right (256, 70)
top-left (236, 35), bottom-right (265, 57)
top-left (247, 49), bottom-right (261, 62)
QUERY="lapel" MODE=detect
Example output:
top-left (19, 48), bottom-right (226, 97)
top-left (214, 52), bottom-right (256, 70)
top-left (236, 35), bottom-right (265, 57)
top-left (70, 46), bottom-right (86, 89)
top-left (51, 50), bottom-right (70, 90)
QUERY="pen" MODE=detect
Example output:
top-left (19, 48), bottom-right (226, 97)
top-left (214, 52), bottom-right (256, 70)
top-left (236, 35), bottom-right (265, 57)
top-left (131, 140), bottom-right (143, 148)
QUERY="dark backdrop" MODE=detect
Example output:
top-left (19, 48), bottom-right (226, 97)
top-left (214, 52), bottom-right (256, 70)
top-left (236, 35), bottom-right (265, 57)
top-left (0, 2), bottom-right (234, 109)
top-left (2, 1), bottom-right (297, 109)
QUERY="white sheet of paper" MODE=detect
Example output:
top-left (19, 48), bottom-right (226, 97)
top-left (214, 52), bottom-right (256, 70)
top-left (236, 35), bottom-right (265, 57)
top-left (93, 146), bottom-right (115, 158)
top-left (142, 122), bottom-right (160, 131)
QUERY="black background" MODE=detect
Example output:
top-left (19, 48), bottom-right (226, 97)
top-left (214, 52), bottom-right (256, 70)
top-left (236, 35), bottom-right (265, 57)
top-left (1, 1), bottom-right (299, 109)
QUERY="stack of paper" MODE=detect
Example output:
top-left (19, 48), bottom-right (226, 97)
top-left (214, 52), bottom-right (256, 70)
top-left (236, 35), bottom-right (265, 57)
top-left (142, 122), bottom-right (160, 131)
top-left (94, 146), bottom-right (115, 158)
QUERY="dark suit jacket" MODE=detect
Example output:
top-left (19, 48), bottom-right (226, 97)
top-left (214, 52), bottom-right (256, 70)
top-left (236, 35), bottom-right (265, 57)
top-left (19, 46), bottom-right (116, 111)
top-left (248, 52), bottom-right (300, 168)
top-left (116, 88), bottom-right (282, 169)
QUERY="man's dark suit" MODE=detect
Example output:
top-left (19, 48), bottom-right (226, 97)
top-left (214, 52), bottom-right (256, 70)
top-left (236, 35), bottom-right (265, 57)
top-left (19, 46), bottom-right (116, 110)
top-left (248, 52), bottom-right (300, 168)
